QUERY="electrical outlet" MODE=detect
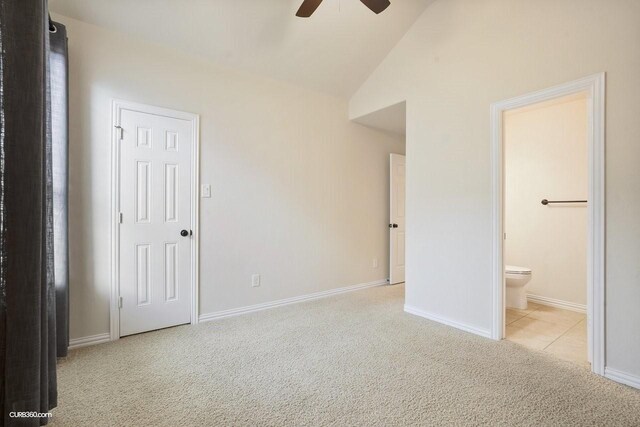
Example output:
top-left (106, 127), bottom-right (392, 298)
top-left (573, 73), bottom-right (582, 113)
top-left (372, 258), bottom-right (379, 268)
top-left (251, 274), bottom-right (260, 287)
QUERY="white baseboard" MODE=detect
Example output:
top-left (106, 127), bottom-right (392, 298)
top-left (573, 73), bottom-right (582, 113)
top-left (67, 280), bottom-right (388, 349)
top-left (199, 279), bottom-right (388, 323)
top-left (605, 367), bottom-right (640, 389)
top-left (404, 305), bottom-right (492, 339)
top-left (68, 333), bottom-right (111, 350)
top-left (527, 294), bottom-right (586, 313)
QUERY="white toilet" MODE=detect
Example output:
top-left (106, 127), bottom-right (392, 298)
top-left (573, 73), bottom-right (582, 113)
top-left (505, 265), bottom-right (532, 309)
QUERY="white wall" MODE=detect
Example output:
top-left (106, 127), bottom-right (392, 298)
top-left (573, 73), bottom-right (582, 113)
top-left (350, 0), bottom-right (640, 379)
top-left (54, 15), bottom-right (405, 341)
top-left (505, 98), bottom-right (588, 306)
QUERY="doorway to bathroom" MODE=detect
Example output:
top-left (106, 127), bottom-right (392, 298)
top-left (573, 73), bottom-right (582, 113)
top-left (490, 74), bottom-right (606, 376)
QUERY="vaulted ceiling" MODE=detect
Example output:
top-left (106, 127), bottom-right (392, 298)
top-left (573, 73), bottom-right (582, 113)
top-left (49, 0), bottom-right (433, 97)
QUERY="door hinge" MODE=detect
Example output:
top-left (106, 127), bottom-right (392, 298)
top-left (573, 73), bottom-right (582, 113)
top-left (504, 233), bottom-right (507, 240)
top-left (115, 125), bottom-right (123, 140)
top-left (119, 212), bottom-right (123, 224)
top-left (118, 296), bottom-right (123, 309)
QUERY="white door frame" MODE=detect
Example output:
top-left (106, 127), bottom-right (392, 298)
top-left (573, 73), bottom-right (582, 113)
top-left (110, 99), bottom-right (200, 341)
top-left (490, 73), bottom-right (606, 375)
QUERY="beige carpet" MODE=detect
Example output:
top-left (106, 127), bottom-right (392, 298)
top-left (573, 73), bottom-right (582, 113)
top-left (52, 285), bottom-right (640, 426)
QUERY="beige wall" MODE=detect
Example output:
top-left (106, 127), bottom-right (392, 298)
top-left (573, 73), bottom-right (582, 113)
top-left (505, 98), bottom-right (588, 306)
top-left (55, 15), bottom-right (405, 341)
top-left (350, 0), bottom-right (640, 378)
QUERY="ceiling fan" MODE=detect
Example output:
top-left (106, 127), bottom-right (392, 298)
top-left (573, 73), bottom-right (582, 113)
top-left (296, 0), bottom-right (391, 17)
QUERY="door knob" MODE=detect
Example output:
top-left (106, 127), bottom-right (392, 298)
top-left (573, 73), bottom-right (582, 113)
top-left (388, 223), bottom-right (399, 228)
top-left (180, 229), bottom-right (189, 237)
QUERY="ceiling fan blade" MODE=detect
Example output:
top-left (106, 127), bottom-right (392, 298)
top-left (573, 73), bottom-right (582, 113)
top-left (296, 0), bottom-right (324, 17)
top-left (360, 0), bottom-right (391, 14)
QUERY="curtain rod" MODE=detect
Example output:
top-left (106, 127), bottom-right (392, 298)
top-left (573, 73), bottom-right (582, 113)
top-left (48, 13), bottom-right (57, 33)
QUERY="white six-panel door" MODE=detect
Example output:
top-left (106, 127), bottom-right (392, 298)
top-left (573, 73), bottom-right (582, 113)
top-left (118, 108), bottom-right (193, 336)
top-left (390, 154), bottom-right (406, 284)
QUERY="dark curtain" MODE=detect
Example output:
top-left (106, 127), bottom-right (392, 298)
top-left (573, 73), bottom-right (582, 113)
top-left (0, 0), bottom-right (69, 425)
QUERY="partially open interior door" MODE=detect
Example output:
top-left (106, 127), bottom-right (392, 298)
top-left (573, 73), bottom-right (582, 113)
top-left (389, 153), bottom-right (406, 284)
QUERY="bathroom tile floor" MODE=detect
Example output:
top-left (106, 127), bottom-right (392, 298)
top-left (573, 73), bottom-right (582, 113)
top-left (505, 302), bottom-right (589, 368)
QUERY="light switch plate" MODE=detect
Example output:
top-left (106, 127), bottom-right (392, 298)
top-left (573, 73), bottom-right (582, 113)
top-left (201, 184), bottom-right (211, 198)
